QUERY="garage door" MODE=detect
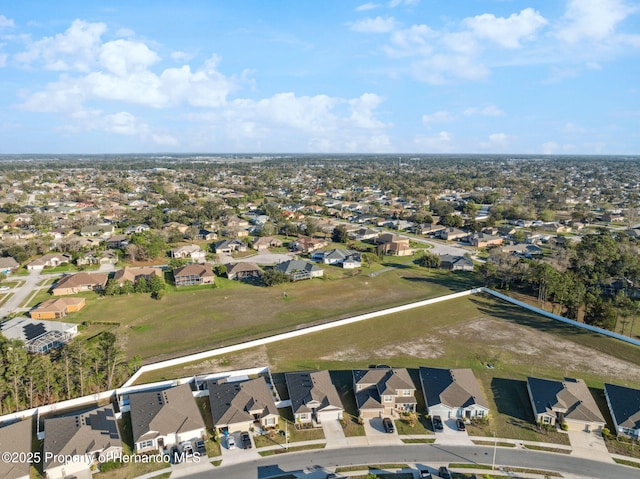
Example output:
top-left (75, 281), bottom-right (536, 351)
top-left (318, 410), bottom-right (342, 422)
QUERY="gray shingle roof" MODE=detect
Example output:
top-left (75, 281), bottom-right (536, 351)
top-left (274, 259), bottom-right (322, 275)
top-left (129, 384), bottom-right (205, 444)
top-left (208, 377), bottom-right (278, 427)
top-left (419, 367), bottom-right (488, 409)
top-left (605, 383), bottom-right (640, 430)
top-left (43, 405), bottom-right (122, 469)
top-left (0, 418), bottom-right (32, 479)
top-left (285, 371), bottom-right (343, 415)
top-left (527, 377), bottom-right (605, 423)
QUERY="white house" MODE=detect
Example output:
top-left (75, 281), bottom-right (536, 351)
top-left (419, 367), bottom-right (489, 420)
top-left (285, 371), bottom-right (344, 425)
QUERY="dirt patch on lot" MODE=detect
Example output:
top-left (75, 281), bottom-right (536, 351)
top-left (455, 317), bottom-right (640, 381)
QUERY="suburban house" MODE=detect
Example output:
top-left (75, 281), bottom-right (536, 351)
top-left (416, 223), bottom-right (446, 236)
top-left (437, 228), bottom-right (468, 241)
top-left (500, 244), bottom-right (544, 258)
top-left (113, 267), bottom-right (163, 286)
top-left (105, 234), bottom-right (128, 249)
top-left (26, 253), bottom-right (71, 271)
top-left (274, 259), bottom-right (324, 281)
top-left (311, 249), bottom-right (362, 269)
top-left (0, 256), bottom-right (19, 274)
top-left (173, 263), bottom-right (215, 287)
top-left (468, 232), bottom-right (504, 248)
top-left (1, 316), bottom-right (78, 353)
top-left (208, 377), bottom-right (280, 434)
top-left (124, 224), bottom-right (150, 235)
top-left (290, 236), bottom-right (328, 254)
top-left (526, 377), bottom-right (606, 432)
top-left (30, 297), bottom-right (86, 320)
top-left (128, 384), bottom-right (206, 453)
top-left (252, 236), bottom-right (283, 251)
top-left (285, 371), bottom-right (344, 426)
top-left (376, 233), bottom-right (412, 256)
top-left (0, 418), bottom-right (32, 479)
top-left (170, 244), bottom-right (206, 263)
top-left (352, 368), bottom-right (417, 418)
top-left (79, 224), bottom-right (114, 237)
top-left (213, 239), bottom-right (247, 254)
top-left (604, 383), bottom-right (640, 439)
top-left (194, 228), bottom-right (217, 241)
top-left (51, 272), bottom-right (109, 296)
top-left (43, 405), bottom-right (123, 479)
top-left (419, 367), bottom-right (489, 420)
top-left (226, 262), bottom-right (263, 281)
top-left (348, 227), bottom-right (379, 241)
top-left (439, 254), bottom-right (474, 272)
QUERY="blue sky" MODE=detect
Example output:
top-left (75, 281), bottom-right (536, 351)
top-left (0, 1), bottom-right (639, 154)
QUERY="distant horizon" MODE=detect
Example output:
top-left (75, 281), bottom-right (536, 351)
top-left (1, 1), bottom-right (639, 155)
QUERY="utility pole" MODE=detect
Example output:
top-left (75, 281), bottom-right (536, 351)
top-left (492, 431), bottom-right (497, 471)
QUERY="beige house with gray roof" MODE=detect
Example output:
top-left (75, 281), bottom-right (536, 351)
top-left (352, 368), bottom-right (416, 418)
top-left (43, 405), bottom-right (122, 479)
top-left (208, 377), bottom-right (279, 434)
top-left (128, 384), bottom-right (206, 453)
top-left (419, 367), bottom-right (489, 420)
top-left (285, 371), bottom-right (344, 425)
top-left (527, 377), bottom-right (605, 432)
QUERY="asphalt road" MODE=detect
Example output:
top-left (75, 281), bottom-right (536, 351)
top-left (184, 445), bottom-right (640, 479)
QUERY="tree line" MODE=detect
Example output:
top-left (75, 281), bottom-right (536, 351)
top-left (478, 229), bottom-right (640, 332)
top-left (0, 331), bottom-right (137, 414)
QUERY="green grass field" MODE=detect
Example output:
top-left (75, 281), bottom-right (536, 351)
top-left (67, 264), bottom-right (479, 362)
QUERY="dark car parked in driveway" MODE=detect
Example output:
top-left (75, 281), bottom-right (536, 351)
top-left (456, 418), bottom-right (466, 431)
top-left (419, 469), bottom-right (432, 478)
top-left (432, 415), bottom-right (443, 431)
top-left (241, 431), bottom-right (252, 449)
top-left (382, 417), bottom-right (394, 433)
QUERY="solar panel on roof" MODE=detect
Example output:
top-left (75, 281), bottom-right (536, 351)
top-left (23, 322), bottom-right (46, 341)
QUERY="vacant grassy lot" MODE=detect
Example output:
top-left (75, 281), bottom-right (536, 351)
top-left (68, 265), bottom-right (479, 361)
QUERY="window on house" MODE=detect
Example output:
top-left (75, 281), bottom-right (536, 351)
top-left (265, 417), bottom-right (276, 425)
top-left (299, 414), bottom-right (309, 420)
top-left (542, 416), bottom-right (551, 424)
top-left (383, 395), bottom-right (393, 403)
top-left (402, 390), bottom-right (412, 396)
top-left (138, 440), bottom-right (154, 449)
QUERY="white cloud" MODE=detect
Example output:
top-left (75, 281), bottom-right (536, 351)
top-left (99, 39), bottom-right (160, 76)
top-left (0, 15), bottom-right (15, 28)
top-left (541, 141), bottom-right (560, 154)
top-left (558, 0), bottom-right (635, 43)
top-left (171, 51), bottom-right (195, 62)
top-left (384, 24), bottom-right (434, 57)
top-left (349, 16), bottom-right (398, 33)
top-left (151, 133), bottom-right (179, 146)
top-left (15, 19), bottom-right (107, 72)
top-left (348, 93), bottom-right (385, 128)
top-left (411, 54), bottom-right (489, 84)
top-left (413, 131), bottom-right (455, 152)
top-left (480, 132), bottom-right (510, 150)
top-left (463, 105), bottom-right (504, 117)
top-left (0, 52), bottom-right (7, 68)
top-left (463, 8), bottom-right (548, 49)
top-left (356, 3), bottom-right (380, 11)
top-left (104, 111), bottom-right (147, 135)
top-left (422, 110), bottom-right (455, 125)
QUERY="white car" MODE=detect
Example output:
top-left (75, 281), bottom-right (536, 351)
top-left (0, 286), bottom-right (10, 292)
top-left (226, 435), bottom-right (236, 449)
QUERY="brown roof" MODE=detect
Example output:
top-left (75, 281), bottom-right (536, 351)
top-left (53, 272), bottom-right (108, 291)
top-left (420, 367), bottom-right (489, 410)
top-left (227, 262), bottom-right (262, 274)
top-left (286, 371), bottom-right (343, 415)
top-left (173, 263), bottom-right (214, 278)
top-left (32, 297), bottom-right (85, 314)
top-left (114, 267), bottom-right (163, 284)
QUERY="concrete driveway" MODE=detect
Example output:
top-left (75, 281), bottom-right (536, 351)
top-left (322, 419), bottom-right (347, 449)
top-left (218, 432), bottom-right (261, 465)
top-left (363, 417), bottom-right (403, 445)
top-left (434, 418), bottom-right (473, 446)
top-left (567, 430), bottom-right (613, 463)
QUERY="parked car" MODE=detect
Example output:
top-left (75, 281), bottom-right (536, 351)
top-left (226, 435), bottom-right (236, 449)
top-left (180, 441), bottom-right (193, 457)
top-left (326, 474), bottom-right (346, 479)
top-left (432, 415), bottom-right (443, 431)
top-left (438, 466), bottom-right (452, 479)
top-left (382, 417), bottom-right (394, 433)
top-left (456, 418), bottom-right (466, 431)
top-left (195, 439), bottom-right (206, 454)
top-left (419, 469), bottom-right (433, 478)
top-left (241, 431), bottom-right (252, 449)
top-left (170, 445), bottom-right (181, 464)
top-left (0, 286), bottom-right (10, 292)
